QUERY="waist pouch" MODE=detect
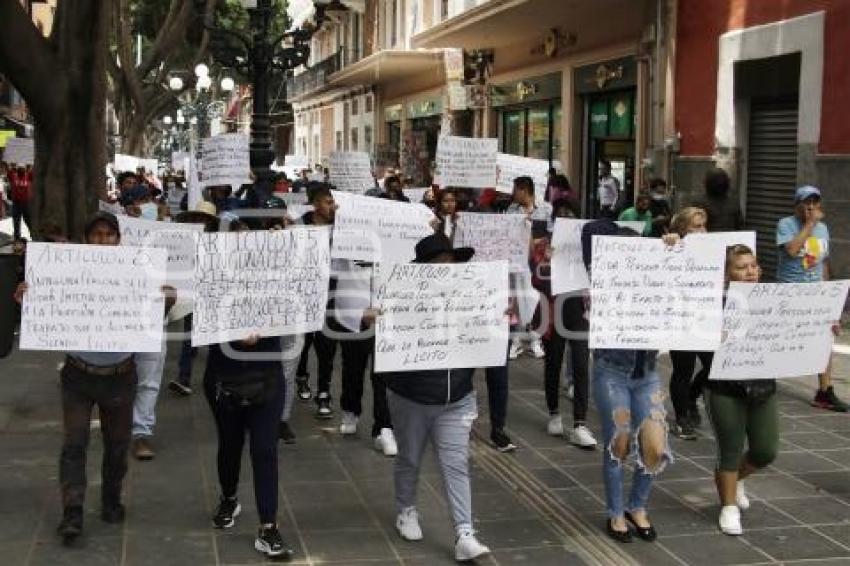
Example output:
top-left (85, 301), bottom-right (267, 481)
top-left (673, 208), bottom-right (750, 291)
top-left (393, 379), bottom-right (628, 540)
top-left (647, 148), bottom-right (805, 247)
top-left (217, 369), bottom-right (279, 407)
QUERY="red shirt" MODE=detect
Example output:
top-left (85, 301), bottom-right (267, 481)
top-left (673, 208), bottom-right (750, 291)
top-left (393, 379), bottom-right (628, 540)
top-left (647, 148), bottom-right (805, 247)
top-left (7, 170), bottom-right (32, 203)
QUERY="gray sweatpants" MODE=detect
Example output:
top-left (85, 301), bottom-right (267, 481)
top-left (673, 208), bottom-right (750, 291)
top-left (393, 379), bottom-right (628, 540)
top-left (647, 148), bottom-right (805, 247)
top-left (388, 390), bottom-right (478, 531)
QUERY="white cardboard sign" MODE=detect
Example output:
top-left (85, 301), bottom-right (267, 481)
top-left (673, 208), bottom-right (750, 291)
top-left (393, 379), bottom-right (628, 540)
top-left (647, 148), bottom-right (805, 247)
top-left (114, 153), bottom-right (140, 173)
top-left (685, 231), bottom-right (757, 255)
top-left (435, 136), bottom-right (497, 188)
top-left (589, 236), bottom-right (726, 350)
top-left (331, 191), bottom-right (434, 263)
top-left (455, 212), bottom-right (531, 273)
top-left (3, 138), bottom-right (34, 165)
top-left (199, 133), bottom-right (251, 189)
top-left (709, 281), bottom-right (850, 380)
top-left (328, 151), bottom-right (374, 194)
top-left (191, 227), bottom-right (331, 346)
top-left (20, 243), bottom-right (167, 352)
top-left (118, 216), bottom-right (204, 295)
top-left (495, 153), bottom-right (548, 206)
top-left (374, 261), bottom-right (510, 372)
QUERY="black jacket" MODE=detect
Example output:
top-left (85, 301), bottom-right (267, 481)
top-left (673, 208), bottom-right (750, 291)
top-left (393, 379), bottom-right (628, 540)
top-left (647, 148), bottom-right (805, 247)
top-left (384, 367), bottom-right (474, 405)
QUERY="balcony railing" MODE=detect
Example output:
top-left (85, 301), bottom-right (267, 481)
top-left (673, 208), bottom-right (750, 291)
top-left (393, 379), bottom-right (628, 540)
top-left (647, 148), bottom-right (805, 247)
top-left (286, 49), bottom-right (343, 99)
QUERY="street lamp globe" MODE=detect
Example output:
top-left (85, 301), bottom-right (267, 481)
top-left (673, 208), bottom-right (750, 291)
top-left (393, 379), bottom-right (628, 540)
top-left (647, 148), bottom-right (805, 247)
top-left (220, 77), bottom-right (235, 92)
top-left (196, 75), bottom-right (213, 91)
top-left (194, 63), bottom-right (210, 78)
top-left (176, 114), bottom-right (186, 125)
top-left (168, 77), bottom-right (184, 91)
top-left (163, 115), bottom-right (173, 125)
top-left (190, 117), bottom-right (198, 125)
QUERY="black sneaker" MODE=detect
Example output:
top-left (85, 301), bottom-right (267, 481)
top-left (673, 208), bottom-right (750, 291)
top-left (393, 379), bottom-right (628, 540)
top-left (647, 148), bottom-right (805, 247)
top-left (672, 418), bottom-right (697, 441)
top-left (255, 525), bottom-right (294, 558)
top-left (813, 387), bottom-right (850, 412)
top-left (315, 393), bottom-right (333, 419)
top-left (168, 380), bottom-right (192, 396)
top-left (57, 506), bottom-right (83, 544)
top-left (278, 422), bottom-right (296, 444)
top-left (101, 502), bottom-right (125, 524)
top-left (213, 497), bottom-right (241, 529)
top-left (296, 379), bottom-right (312, 401)
top-left (490, 429), bottom-right (517, 452)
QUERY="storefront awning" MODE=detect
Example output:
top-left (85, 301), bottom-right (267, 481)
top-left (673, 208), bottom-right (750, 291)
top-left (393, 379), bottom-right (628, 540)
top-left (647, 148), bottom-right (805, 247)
top-left (412, 0), bottom-right (643, 50)
top-left (328, 50), bottom-right (445, 88)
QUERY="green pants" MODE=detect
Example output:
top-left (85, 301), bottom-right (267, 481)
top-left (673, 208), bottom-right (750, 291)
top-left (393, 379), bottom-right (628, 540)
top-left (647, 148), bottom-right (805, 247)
top-left (705, 389), bottom-right (779, 472)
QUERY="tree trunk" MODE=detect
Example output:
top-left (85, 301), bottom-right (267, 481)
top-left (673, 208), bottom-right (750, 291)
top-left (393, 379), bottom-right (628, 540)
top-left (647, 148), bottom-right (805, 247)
top-left (0, 0), bottom-right (109, 241)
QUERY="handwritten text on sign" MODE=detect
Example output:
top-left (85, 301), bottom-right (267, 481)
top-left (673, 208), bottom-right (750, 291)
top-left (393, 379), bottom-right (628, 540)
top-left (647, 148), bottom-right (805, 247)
top-left (709, 281), bottom-right (850, 380)
top-left (3, 138), bottom-right (34, 165)
top-left (455, 212), bottom-right (531, 272)
top-left (329, 151), bottom-right (374, 194)
top-left (436, 136), bottom-right (497, 188)
top-left (589, 236), bottom-right (725, 350)
top-left (332, 191), bottom-right (434, 263)
top-left (550, 219), bottom-right (647, 295)
top-left (191, 227), bottom-right (331, 346)
top-left (118, 216), bottom-right (204, 295)
top-left (200, 133), bottom-right (251, 189)
top-left (374, 261), bottom-right (510, 372)
top-left (19, 243), bottom-right (167, 352)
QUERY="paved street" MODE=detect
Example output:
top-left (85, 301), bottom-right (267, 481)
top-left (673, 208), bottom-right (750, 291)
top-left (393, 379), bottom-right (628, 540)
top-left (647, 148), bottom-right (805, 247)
top-left (2, 335), bottom-right (850, 566)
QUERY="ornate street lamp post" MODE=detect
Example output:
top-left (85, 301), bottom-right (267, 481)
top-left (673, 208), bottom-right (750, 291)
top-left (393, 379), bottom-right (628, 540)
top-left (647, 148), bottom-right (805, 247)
top-left (195, 0), bottom-right (348, 203)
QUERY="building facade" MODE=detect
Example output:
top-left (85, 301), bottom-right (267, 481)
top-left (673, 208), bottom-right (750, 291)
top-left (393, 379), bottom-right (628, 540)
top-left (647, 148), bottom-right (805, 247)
top-left (673, 0), bottom-right (850, 278)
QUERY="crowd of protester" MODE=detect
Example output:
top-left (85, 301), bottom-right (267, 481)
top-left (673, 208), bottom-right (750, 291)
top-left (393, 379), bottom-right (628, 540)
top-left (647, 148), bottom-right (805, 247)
top-left (1, 153), bottom-right (845, 561)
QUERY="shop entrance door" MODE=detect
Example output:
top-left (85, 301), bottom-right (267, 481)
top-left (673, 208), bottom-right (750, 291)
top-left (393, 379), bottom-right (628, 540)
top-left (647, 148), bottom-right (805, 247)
top-left (583, 89), bottom-right (636, 218)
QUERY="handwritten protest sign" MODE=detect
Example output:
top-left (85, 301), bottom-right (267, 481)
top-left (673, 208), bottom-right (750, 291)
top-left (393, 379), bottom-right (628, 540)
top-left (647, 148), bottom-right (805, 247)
top-left (709, 281), bottom-right (849, 380)
top-left (199, 133), bottom-right (251, 188)
top-left (98, 200), bottom-right (124, 216)
top-left (550, 219), bottom-right (648, 295)
top-left (589, 236), bottom-right (725, 350)
top-left (436, 136), bottom-right (497, 188)
top-left (140, 158), bottom-right (159, 174)
top-left (118, 216), bottom-right (204, 295)
top-left (403, 187), bottom-right (429, 204)
top-left (19, 243), bottom-right (167, 352)
top-left (496, 153), bottom-right (548, 205)
top-left (455, 212), bottom-right (531, 272)
top-left (191, 227), bottom-right (331, 346)
top-left (334, 261), bottom-right (375, 333)
top-left (331, 191), bottom-right (434, 263)
top-left (284, 154), bottom-right (309, 169)
top-left (685, 231), bottom-right (757, 255)
top-left (3, 138), bottom-right (34, 165)
top-left (374, 261), bottom-right (510, 372)
top-left (187, 153), bottom-right (202, 210)
top-left (114, 153), bottom-right (139, 172)
top-left (171, 151), bottom-right (190, 170)
top-left (328, 151), bottom-right (374, 193)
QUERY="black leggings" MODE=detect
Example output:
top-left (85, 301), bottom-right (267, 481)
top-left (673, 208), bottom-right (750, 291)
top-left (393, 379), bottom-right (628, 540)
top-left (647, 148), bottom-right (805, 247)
top-left (669, 350), bottom-right (713, 420)
top-left (204, 372), bottom-right (285, 524)
top-left (543, 296), bottom-right (589, 424)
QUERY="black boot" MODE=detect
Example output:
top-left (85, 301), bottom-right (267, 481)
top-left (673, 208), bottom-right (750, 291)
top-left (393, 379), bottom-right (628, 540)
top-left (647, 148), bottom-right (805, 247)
top-left (57, 506), bottom-right (83, 545)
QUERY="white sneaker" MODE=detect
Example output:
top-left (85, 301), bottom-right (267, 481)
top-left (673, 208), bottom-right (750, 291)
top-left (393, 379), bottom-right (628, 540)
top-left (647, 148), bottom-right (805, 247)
top-left (736, 481), bottom-right (750, 511)
top-left (339, 411), bottom-right (358, 435)
top-left (569, 425), bottom-right (598, 449)
top-left (547, 415), bottom-right (564, 436)
top-left (396, 507), bottom-right (423, 541)
top-left (374, 428), bottom-right (398, 457)
top-left (455, 531), bottom-right (490, 561)
top-left (508, 342), bottom-right (523, 360)
top-left (530, 339), bottom-right (545, 358)
top-left (719, 505), bottom-right (742, 535)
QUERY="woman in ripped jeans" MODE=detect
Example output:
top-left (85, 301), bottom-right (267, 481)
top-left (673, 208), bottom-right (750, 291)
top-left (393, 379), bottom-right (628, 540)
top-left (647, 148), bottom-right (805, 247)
top-left (581, 219), bottom-right (672, 543)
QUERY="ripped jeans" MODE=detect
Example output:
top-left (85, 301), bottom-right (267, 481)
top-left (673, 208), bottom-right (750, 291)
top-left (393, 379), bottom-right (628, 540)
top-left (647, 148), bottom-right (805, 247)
top-left (593, 359), bottom-right (671, 519)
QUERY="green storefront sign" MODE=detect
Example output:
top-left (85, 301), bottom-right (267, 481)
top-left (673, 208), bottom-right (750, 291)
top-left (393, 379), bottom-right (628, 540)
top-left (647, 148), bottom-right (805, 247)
top-left (589, 94), bottom-right (633, 138)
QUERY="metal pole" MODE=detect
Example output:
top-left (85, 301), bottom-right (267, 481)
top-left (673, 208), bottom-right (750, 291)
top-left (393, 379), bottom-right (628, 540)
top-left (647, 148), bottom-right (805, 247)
top-left (248, 0), bottom-right (276, 205)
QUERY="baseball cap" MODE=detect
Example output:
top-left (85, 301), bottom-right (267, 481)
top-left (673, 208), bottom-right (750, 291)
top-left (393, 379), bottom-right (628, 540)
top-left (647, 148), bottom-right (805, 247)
top-left (795, 185), bottom-right (821, 203)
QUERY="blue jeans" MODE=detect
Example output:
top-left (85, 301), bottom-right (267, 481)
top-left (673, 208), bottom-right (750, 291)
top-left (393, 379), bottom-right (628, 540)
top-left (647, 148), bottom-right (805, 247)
top-left (593, 355), bottom-right (671, 519)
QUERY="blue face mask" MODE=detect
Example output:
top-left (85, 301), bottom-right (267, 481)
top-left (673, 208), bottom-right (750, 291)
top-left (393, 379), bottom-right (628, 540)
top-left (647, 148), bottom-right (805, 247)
top-left (140, 202), bottom-right (159, 220)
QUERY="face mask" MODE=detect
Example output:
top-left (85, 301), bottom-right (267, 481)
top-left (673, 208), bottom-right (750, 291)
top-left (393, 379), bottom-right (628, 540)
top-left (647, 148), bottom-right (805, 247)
top-left (140, 202), bottom-right (159, 220)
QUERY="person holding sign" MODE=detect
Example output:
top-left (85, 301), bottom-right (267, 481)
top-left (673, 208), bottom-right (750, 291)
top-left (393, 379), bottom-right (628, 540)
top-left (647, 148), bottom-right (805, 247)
top-left (666, 206), bottom-right (713, 440)
top-left (380, 233), bottom-right (491, 562)
top-left (707, 245), bottom-right (779, 536)
top-left (617, 193), bottom-right (653, 236)
top-left (7, 164), bottom-right (32, 240)
top-left (434, 187), bottom-right (460, 242)
top-left (582, 219), bottom-right (671, 544)
top-left (776, 185), bottom-right (848, 412)
top-left (13, 212), bottom-right (175, 546)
